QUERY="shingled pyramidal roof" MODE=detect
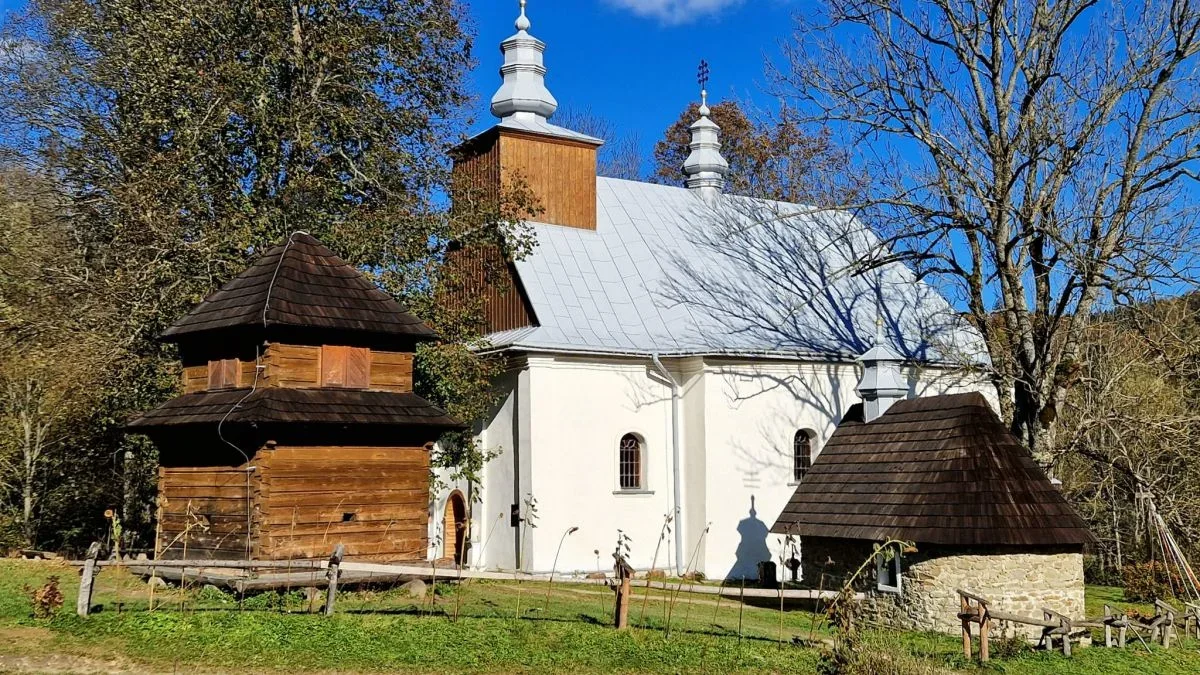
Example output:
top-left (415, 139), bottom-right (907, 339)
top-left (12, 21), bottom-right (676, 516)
top-left (161, 233), bottom-right (435, 341)
top-left (772, 392), bottom-right (1095, 547)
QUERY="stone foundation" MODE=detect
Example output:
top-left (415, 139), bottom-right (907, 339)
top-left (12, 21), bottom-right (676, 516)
top-left (801, 538), bottom-right (1085, 639)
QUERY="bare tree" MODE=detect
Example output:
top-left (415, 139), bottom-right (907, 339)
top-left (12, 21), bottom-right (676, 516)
top-left (774, 0), bottom-right (1200, 457)
top-left (553, 107), bottom-right (644, 181)
top-left (1055, 296), bottom-right (1200, 570)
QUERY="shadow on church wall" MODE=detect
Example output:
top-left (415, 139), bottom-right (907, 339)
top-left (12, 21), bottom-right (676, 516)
top-left (726, 495), bottom-right (772, 580)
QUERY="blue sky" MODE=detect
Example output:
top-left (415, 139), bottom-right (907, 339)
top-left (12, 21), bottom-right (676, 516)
top-left (0, 0), bottom-right (794, 152)
top-left (465, 0), bottom-right (795, 143)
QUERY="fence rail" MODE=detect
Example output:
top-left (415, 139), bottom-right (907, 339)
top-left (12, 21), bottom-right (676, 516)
top-left (71, 545), bottom-right (859, 617)
top-left (956, 588), bottom-right (1195, 663)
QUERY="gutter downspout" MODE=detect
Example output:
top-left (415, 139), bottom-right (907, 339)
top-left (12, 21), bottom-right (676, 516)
top-left (651, 353), bottom-right (685, 576)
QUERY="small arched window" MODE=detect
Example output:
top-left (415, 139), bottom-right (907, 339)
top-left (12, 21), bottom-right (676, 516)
top-left (793, 430), bottom-right (814, 482)
top-left (619, 434), bottom-right (643, 490)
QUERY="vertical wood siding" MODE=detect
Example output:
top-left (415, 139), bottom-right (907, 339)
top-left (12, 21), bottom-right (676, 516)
top-left (498, 130), bottom-right (597, 230)
top-left (452, 131), bottom-right (501, 208)
top-left (444, 246), bottom-right (536, 333)
top-left (445, 126), bottom-right (599, 333)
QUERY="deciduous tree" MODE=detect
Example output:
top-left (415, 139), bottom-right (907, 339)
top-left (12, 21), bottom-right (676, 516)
top-left (775, 0), bottom-right (1200, 457)
top-left (652, 100), bottom-right (859, 204)
top-left (0, 0), bottom-right (531, 547)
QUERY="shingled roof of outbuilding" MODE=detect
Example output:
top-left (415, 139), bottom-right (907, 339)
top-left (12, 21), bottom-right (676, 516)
top-left (127, 388), bottom-right (463, 430)
top-left (771, 392), bottom-right (1095, 547)
top-left (160, 233), bottom-right (436, 341)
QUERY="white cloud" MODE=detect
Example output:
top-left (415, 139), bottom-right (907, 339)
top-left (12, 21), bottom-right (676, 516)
top-left (604, 0), bottom-right (746, 25)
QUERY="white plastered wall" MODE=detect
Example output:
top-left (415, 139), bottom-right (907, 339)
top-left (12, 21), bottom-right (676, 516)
top-left (521, 354), bottom-right (676, 574)
top-left (453, 353), bottom-right (990, 578)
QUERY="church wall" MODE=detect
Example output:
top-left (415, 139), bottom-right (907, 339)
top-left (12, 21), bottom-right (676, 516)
top-left (679, 358), bottom-right (708, 575)
top-left (698, 359), bottom-right (991, 581)
top-left (522, 355), bottom-right (675, 574)
top-left (469, 367), bottom-right (523, 570)
top-left (463, 353), bottom-right (991, 578)
top-left (699, 360), bottom-right (857, 580)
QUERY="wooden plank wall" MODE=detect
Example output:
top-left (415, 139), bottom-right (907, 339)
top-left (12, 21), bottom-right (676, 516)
top-left (498, 130), bottom-right (597, 230)
top-left (264, 343), bottom-right (321, 388)
top-left (181, 345), bottom-right (413, 395)
top-left (256, 446), bottom-right (430, 561)
top-left (452, 131), bottom-right (501, 207)
top-left (369, 351), bottom-right (414, 392)
top-left (444, 246), bottom-right (536, 333)
top-left (157, 466), bottom-right (255, 560)
top-left (182, 366), bottom-right (208, 394)
top-left (181, 360), bottom-right (260, 393)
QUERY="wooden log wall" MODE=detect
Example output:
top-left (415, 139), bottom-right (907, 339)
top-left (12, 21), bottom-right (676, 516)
top-left (256, 445), bottom-right (430, 561)
top-left (157, 466), bottom-right (256, 560)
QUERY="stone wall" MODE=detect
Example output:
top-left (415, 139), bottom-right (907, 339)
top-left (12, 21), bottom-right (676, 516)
top-left (801, 538), bottom-right (1086, 639)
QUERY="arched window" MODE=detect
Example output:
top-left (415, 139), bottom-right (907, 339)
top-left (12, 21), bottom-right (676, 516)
top-left (793, 430), bottom-right (814, 482)
top-left (619, 433), bottom-right (643, 490)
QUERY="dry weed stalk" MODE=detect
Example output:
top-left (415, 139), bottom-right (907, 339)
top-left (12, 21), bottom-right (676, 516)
top-left (638, 512), bottom-right (673, 627)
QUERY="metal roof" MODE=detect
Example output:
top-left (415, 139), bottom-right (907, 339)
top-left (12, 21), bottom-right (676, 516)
top-left (489, 178), bottom-right (985, 363)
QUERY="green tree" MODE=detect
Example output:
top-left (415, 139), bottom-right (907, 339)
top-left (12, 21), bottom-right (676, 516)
top-left (0, 0), bottom-right (531, 548)
top-left (0, 167), bottom-right (115, 548)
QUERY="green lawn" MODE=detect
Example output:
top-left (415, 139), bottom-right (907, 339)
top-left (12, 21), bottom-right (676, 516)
top-left (0, 559), bottom-right (1196, 674)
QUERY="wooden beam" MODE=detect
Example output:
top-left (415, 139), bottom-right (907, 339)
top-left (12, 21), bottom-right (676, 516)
top-left (96, 557), bottom-right (864, 600)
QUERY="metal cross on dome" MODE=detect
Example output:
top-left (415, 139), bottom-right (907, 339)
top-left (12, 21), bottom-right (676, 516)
top-left (697, 60), bottom-right (710, 91)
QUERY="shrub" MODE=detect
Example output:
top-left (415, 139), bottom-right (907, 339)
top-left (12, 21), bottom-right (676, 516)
top-left (817, 630), bottom-right (940, 675)
top-left (28, 576), bottom-right (64, 619)
top-left (1122, 561), bottom-right (1183, 602)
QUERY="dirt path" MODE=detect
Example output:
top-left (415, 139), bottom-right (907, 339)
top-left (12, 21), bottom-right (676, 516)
top-left (0, 626), bottom-right (149, 674)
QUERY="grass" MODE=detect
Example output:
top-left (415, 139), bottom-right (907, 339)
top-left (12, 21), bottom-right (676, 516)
top-left (0, 559), bottom-right (1197, 673)
top-left (0, 559), bottom-right (827, 673)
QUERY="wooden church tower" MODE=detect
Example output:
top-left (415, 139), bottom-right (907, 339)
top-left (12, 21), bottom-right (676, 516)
top-left (128, 233), bottom-right (461, 561)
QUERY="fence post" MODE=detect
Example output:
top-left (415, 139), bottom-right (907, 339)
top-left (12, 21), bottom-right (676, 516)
top-left (76, 542), bottom-right (102, 618)
top-left (1104, 605), bottom-right (1113, 647)
top-left (979, 609), bottom-right (990, 663)
top-left (324, 544), bottom-right (344, 617)
top-left (960, 594), bottom-right (972, 660)
top-left (611, 554), bottom-right (633, 630)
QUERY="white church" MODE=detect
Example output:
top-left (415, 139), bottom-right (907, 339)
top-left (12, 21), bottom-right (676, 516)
top-left (432, 1), bottom-right (988, 580)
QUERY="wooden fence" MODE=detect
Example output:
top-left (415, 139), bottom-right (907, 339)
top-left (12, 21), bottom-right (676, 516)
top-left (72, 544), bottom-right (859, 617)
top-left (958, 588), bottom-right (1199, 663)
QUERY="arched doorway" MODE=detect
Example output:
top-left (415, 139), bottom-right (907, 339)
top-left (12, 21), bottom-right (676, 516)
top-left (443, 491), bottom-right (468, 565)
